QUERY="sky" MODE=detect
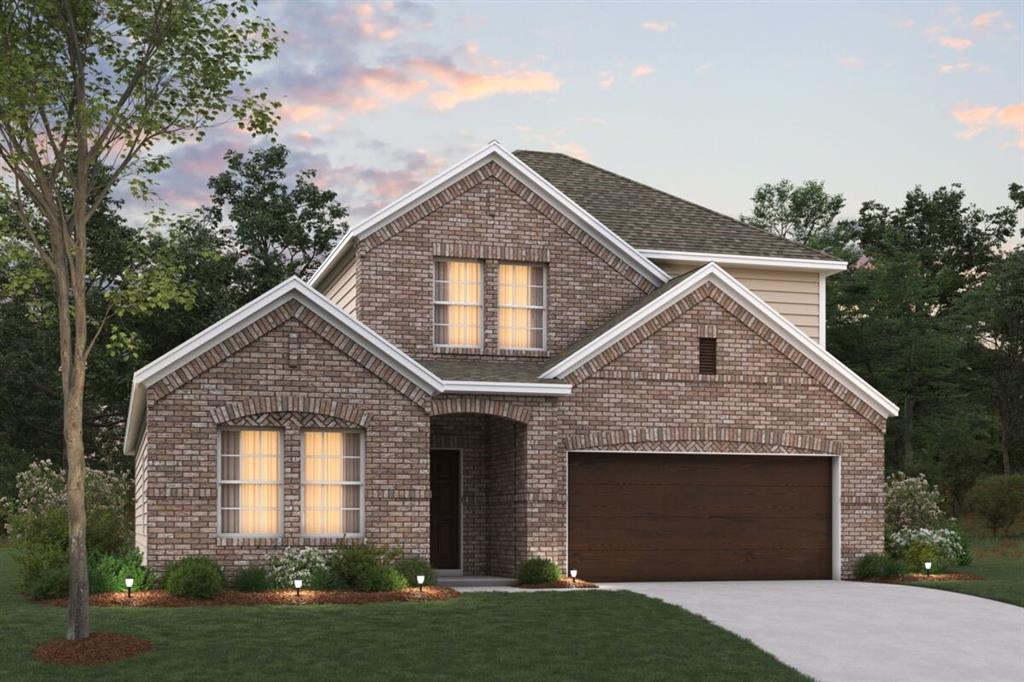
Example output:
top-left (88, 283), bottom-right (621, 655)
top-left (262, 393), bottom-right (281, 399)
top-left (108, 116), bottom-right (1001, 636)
top-left (134, 0), bottom-right (1024, 240)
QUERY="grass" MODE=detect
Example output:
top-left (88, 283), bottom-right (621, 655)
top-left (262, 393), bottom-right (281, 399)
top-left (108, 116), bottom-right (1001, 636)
top-left (0, 548), bottom-right (807, 681)
top-left (908, 514), bottom-right (1024, 607)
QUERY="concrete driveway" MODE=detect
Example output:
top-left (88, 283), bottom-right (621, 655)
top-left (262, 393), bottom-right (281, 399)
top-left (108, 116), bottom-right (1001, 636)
top-left (603, 580), bottom-right (1024, 682)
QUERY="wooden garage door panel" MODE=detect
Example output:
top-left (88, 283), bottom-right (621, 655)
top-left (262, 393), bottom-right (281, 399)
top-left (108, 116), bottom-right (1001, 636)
top-left (568, 452), bottom-right (832, 581)
top-left (570, 453), bottom-right (829, 487)
top-left (569, 515), bottom-right (832, 551)
top-left (570, 483), bottom-right (830, 519)
top-left (571, 548), bottom-right (833, 582)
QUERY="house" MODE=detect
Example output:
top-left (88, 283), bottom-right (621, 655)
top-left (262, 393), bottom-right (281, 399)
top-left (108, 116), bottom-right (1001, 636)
top-left (125, 142), bottom-right (897, 582)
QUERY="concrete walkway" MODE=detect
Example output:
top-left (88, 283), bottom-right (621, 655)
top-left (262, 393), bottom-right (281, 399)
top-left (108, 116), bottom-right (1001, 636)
top-left (603, 580), bottom-right (1024, 682)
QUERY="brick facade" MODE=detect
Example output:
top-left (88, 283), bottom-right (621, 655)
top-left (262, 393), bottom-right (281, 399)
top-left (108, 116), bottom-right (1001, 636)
top-left (136, 163), bottom-right (887, 580)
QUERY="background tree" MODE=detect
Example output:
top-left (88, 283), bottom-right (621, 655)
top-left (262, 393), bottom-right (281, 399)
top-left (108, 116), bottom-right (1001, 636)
top-left (742, 179), bottom-right (845, 249)
top-left (961, 249), bottom-right (1024, 474)
top-left (200, 144), bottom-right (348, 300)
top-left (0, 0), bottom-right (279, 640)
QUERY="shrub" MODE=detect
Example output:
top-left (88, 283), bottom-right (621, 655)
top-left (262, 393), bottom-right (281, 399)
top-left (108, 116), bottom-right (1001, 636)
top-left (394, 558), bottom-right (436, 587)
top-left (90, 549), bottom-right (155, 594)
top-left (854, 553), bottom-right (907, 579)
top-left (354, 564), bottom-right (408, 592)
top-left (331, 544), bottom-right (403, 592)
top-left (164, 556), bottom-right (226, 598)
top-left (233, 566), bottom-right (273, 592)
top-left (517, 557), bottom-right (561, 585)
top-left (266, 547), bottom-right (337, 590)
top-left (888, 527), bottom-right (970, 570)
top-left (884, 471), bottom-right (951, 539)
top-left (965, 474), bottom-right (1024, 537)
top-left (0, 460), bottom-right (133, 596)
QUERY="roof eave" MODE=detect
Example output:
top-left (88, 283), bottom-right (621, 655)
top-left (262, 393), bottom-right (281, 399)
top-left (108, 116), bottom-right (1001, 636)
top-left (639, 249), bottom-right (847, 274)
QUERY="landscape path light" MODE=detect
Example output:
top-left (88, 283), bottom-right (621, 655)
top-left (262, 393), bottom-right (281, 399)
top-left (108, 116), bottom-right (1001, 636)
top-left (294, 578), bottom-right (303, 597)
top-left (569, 569), bottom-right (578, 588)
top-left (416, 575), bottom-right (425, 593)
top-left (125, 577), bottom-right (134, 598)
top-left (924, 561), bottom-right (932, 577)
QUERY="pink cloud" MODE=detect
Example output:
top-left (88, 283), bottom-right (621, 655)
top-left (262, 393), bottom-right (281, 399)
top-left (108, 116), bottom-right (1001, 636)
top-left (938, 62), bottom-right (971, 73)
top-left (969, 11), bottom-right (1002, 28)
top-left (641, 21), bottom-right (673, 32)
top-left (403, 58), bottom-right (561, 110)
top-left (631, 64), bottom-right (654, 78)
top-left (839, 54), bottom-right (864, 69)
top-left (598, 71), bottom-right (615, 88)
top-left (953, 103), bottom-right (1024, 147)
top-left (938, 35), bottom-right (973, 50)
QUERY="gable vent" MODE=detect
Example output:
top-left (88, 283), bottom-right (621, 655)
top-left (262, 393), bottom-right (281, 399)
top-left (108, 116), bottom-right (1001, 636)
top-left (698, 337), bottom-right (717, 375)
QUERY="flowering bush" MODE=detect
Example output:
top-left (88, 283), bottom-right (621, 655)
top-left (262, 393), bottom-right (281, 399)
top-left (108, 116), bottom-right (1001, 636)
top-left (887, 527), bottom-right (971, 569)
top-left (265, 547), bottom-right (337, 589)
top-left (884, 472), bottom-right (951, 539)
top-left (0, 459), bottom-right (133, 598)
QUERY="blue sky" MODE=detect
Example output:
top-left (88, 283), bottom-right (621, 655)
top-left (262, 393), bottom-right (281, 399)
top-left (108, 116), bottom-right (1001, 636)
top-left (143, 0), bottom-right (1023, 239)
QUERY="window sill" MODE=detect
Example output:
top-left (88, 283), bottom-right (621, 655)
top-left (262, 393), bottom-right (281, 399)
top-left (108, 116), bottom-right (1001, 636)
top-left (217, 536), bottom-right (365, 547)
top-left (432, 346), bottom-right (551, 358)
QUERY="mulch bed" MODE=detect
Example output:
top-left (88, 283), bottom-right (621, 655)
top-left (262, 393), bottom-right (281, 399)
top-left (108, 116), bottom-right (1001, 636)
top-left (32, 632), bottom-right (152, 667)
top-left (519, 578), bottom-right (599, 589)
top-left (863, 572), bottom-right (984, 584)
top-left (42, 586), bottom-right (459, 608)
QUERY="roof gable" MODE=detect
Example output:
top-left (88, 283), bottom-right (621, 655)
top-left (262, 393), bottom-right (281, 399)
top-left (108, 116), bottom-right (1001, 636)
top-left (514, 150), bottom-right (843, 264)
top-left (541, 263), bottom-right (899, 420)
top-left (124, 277), bottom-right (570, 454)
top-left (308, 142), bottom-right (669, 289)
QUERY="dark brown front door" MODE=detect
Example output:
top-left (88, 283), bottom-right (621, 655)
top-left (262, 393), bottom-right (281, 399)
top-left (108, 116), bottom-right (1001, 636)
top-left (430, 449), bottom-right (461, 569)
top-left (569, 452), bottom-right (832, 581)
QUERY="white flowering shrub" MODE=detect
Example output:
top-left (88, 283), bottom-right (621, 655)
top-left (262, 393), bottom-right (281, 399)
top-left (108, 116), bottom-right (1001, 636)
top-left (887, 527), bottom-right (971, 568)
top-left (884, 471), bottom-right (951, 538)
top-left (265, 547), bottom-right (335, 589)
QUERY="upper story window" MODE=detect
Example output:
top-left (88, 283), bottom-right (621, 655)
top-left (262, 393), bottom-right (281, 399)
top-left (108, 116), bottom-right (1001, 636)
top-left (302, 430), bottom-right (363, 537)
top-left (219, 429), bottom-right (282, 537)
top-left (498, 263), bottom-right (547, 350)
top-left (433, 260), bottom-right (483, 348)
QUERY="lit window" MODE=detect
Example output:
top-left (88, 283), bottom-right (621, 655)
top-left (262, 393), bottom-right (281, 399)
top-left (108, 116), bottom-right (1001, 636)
top-left (219, 430), bottom-right (281, 536)
top-left (433, 260), bottom-right (483, 348)
top-left (498, 263), bottom-right (546, 350)
top-left (302, 431), bottom-right (363, 537)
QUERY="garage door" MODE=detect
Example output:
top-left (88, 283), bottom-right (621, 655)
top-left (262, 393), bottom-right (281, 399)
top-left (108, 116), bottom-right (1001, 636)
top-left (568, 452), bottom-right (832, 581)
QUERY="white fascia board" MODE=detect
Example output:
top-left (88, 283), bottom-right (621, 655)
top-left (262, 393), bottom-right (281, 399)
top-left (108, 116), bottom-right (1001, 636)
top-left (541, 262), bottom-right (899, 419)
top-left (639, 249), bottom-right (848, 273)
top-left (440, 381), bottom-right (572, 396)
top-left (308, 141), bottom-right (669, 288)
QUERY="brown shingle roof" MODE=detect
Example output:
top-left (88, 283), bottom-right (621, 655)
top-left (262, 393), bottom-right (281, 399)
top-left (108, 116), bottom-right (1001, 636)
top-left (515, 150), bottom-right (840, 263)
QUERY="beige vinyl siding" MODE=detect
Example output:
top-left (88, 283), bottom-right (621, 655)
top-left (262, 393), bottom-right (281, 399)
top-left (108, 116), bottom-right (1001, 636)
top-left (321, 252), bottom-right (359, 317)
top-left (657, 261), bottom-right (821, 342)
top-left (134, 429), bottom-right (148, 561)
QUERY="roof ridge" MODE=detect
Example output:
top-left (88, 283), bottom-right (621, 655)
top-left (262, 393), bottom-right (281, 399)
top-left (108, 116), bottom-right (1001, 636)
top-left (514, 149), bottom-right (840, 263)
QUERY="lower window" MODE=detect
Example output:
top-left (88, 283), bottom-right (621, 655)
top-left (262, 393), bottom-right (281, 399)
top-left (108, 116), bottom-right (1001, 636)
top-left (219, 429), bottom-right (282, 536)
top-left (302, 430), bottom-right (363, 537)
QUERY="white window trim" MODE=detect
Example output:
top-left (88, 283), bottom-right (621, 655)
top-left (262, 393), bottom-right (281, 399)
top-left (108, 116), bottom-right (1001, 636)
top-left (432, 259), bottom-right (484, 350)
top-left (300, 429), bottom-right (366, 540)
top-left (216, 428), bottom-right (285, 539)
top-left (497, 262), bottom-right (548, 351)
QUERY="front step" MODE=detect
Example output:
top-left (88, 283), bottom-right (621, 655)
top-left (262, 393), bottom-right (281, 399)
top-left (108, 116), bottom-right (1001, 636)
top-left (438, 575), bottom-right (517, 588)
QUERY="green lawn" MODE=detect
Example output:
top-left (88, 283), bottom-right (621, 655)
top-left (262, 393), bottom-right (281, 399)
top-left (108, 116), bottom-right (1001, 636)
top-left (0, 549), bottom-right (806, 681)
top-left (909, 514), bottom-right (1024, 607)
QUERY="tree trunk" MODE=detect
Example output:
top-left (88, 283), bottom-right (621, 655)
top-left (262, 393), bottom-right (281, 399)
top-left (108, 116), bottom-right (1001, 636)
top-left (1000, 409), bottom-right (1011, 476)
top-left (901, 394), bottom-right (915, 469)
top-left (65, 378), bottom-right (89, 640)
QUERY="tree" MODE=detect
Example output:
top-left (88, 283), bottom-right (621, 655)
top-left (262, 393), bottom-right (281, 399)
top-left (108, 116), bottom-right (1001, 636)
top-left (965, 474), bottom-right (1024, 536)
top-left (741, 179), bottom-right (845, 248)
top-left (0, 0), bottom-right (279, 640)
top-left (961, 249), bottom-right (1024, 474)
top-left (201, 144), bottom-right (348, 300)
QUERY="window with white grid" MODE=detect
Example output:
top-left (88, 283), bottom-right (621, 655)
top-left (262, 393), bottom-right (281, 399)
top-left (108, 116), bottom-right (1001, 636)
top-left (302, 430), bottom-right (363, 537)
top-left (219, 429), bottom-right (282, 537)
top-left (498, 263), bottom-right (546, 350)
top-left (433, 259), bottom-right (483, 348)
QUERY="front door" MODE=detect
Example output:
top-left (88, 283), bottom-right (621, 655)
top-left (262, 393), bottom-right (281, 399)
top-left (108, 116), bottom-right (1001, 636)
top-left (430, 449), bottom-right (461, 569)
